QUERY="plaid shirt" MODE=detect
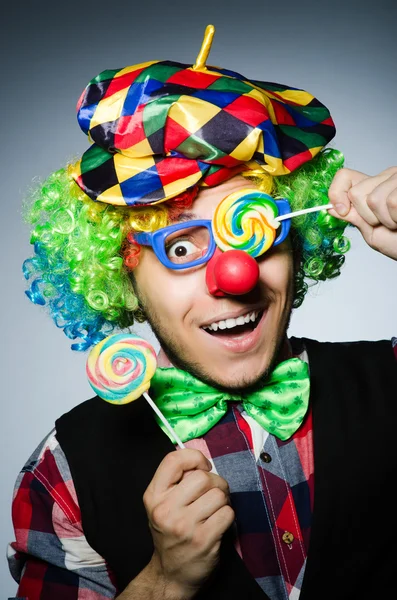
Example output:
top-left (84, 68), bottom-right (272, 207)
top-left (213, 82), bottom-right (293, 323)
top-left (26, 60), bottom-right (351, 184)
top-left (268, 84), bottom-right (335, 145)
top-left (187, 402), bottom-right (314, 599)
top-left (8, 339), bottom-right (397, 599)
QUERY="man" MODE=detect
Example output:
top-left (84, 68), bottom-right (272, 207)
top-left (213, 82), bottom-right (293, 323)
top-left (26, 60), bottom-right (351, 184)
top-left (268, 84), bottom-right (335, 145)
top-left (8, 25), bottom-right (397, 600)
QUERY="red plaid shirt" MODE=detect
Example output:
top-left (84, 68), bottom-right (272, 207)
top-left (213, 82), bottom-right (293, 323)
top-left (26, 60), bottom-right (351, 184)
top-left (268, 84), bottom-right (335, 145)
top-left (8, 339), bottom-right (397, 599)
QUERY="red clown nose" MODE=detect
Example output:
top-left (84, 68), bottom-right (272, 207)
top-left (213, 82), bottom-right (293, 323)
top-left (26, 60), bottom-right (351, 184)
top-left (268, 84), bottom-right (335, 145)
top-left (206, 248), bottom-right (260, 297)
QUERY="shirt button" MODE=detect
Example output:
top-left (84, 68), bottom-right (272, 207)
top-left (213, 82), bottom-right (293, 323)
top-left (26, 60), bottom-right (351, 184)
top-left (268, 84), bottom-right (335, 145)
top-left (260, 451), bottom-right (272, 463)
top-left (282, 531), bottom-right (294, 545)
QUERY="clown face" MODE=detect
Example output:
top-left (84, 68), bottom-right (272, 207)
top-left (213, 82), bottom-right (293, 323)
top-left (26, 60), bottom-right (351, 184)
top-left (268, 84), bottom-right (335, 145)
top-left (132, 176), bottom-right (295, 390)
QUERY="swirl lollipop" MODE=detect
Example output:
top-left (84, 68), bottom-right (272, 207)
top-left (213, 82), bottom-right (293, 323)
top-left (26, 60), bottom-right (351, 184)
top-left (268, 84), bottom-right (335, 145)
top-left (212, 189), bottom-right (280, 257)
top-left (86, 332), bottom-right (185, 448)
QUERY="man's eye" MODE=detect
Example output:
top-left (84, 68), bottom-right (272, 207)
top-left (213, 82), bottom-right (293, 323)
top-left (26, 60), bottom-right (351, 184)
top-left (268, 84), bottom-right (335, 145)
top-left (166, 239), bottom-right (201, 263)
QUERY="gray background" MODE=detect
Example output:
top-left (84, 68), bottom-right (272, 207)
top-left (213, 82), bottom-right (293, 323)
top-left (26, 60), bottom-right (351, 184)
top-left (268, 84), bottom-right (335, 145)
top-left (2, 0), bottom-right (396, 595)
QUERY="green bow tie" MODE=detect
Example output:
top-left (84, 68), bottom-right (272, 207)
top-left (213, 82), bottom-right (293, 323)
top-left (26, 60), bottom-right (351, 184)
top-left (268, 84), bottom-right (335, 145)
top-left (149, 358), bottom-right (310, 444)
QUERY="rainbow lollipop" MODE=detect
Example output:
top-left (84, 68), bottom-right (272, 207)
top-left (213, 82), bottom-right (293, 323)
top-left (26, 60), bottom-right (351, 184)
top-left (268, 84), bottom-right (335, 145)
top-left (213, 189), bottom-right (279, 257)
top-left (86, 333), bottom-right (185, 448)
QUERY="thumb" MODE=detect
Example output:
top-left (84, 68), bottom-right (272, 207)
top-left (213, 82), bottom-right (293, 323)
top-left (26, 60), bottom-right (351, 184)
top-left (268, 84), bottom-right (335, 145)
top-left (327, 204), bottom-right (373, 239)
top-left (328, 168), bottom-right (368, 217)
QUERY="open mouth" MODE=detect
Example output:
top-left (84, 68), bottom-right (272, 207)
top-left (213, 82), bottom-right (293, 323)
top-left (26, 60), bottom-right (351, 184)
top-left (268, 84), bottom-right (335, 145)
top-left (201, 309), bottom-right (264, 338)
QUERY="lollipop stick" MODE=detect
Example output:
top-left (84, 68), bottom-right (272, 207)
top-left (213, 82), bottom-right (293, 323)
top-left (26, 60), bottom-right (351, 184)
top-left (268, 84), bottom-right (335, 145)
top-left (275, 203), bottom-right (333, 222)
top-left (143, 391), bottom-right (185, 449)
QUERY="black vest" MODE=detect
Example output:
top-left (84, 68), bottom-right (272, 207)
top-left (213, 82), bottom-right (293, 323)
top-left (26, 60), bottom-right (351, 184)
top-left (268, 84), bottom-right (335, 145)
top-left (56, 338), bottom-right (397, 599)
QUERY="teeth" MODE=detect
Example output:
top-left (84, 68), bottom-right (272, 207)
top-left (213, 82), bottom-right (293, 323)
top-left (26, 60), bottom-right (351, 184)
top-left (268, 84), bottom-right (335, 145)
top-left (203, 310), bottom-right (260, 332)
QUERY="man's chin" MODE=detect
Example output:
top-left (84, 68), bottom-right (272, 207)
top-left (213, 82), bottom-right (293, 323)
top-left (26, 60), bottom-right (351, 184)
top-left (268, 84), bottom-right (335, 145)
top-left (157, 341), bottom-right (280, 392)
top-left (204, 371), bottom-right (271, 393)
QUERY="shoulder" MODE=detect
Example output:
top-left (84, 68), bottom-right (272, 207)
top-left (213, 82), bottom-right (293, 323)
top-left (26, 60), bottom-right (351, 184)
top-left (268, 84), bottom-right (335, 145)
top-left (291, 335), bottom-right (397, 360)
top-left (55, 393), bottom-right (162, 455)
top-left (56, 394), bottom-right (150, 431)
top-left (290, 336), bottom-right (397, 391)
top-left (14, 428), bottom-right (80, 524)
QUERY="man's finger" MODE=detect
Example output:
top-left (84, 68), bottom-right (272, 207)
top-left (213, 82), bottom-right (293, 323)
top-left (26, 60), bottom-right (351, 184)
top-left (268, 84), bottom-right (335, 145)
top-left (175, 470), bottom-right (229, 507)
top-left (149, 449), bottom-right (212, 495)
top-left (328, 168), bottom-right (368, 216)
top-left (187, 486), bottom-right (230, 523)
top-left (199, 504), bottom-right (235, 546)
top-left (327, 204), bottom-right (373, 241)
top-left (365, 175), bottom-right (397, 230)
top-left (387, 189), bottom-right (397, 223)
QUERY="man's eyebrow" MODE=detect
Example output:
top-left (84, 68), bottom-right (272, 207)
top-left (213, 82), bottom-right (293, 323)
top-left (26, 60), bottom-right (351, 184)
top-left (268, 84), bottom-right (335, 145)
top-left (174, 212), bottom-right (200, 223)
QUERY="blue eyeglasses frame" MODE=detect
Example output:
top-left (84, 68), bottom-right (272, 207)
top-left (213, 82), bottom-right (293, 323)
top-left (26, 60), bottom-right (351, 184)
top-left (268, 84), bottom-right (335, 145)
top-left (133, 198), bottom-right (292, 270)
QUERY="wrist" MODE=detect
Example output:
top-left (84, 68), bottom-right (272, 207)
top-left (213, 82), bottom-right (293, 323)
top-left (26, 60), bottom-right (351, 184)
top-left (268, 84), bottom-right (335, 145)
top-left (148, 553), bottom-right (199, 600)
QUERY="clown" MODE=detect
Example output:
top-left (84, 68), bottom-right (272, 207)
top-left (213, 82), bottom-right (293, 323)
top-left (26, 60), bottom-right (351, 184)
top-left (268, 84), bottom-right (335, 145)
top-left (8, 25), bottom-right (397, 600)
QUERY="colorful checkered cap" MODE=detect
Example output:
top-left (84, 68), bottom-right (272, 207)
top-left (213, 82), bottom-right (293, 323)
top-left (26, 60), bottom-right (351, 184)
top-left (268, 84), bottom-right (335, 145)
top-left (72, 55), bottom-right (336, 206)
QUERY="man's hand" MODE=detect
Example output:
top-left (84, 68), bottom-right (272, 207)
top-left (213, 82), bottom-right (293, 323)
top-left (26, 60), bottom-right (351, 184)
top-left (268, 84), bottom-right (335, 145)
top-left (328, 166), bottom-right (397, 260)
top-left (143, 449), bottom-right (234, 599)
